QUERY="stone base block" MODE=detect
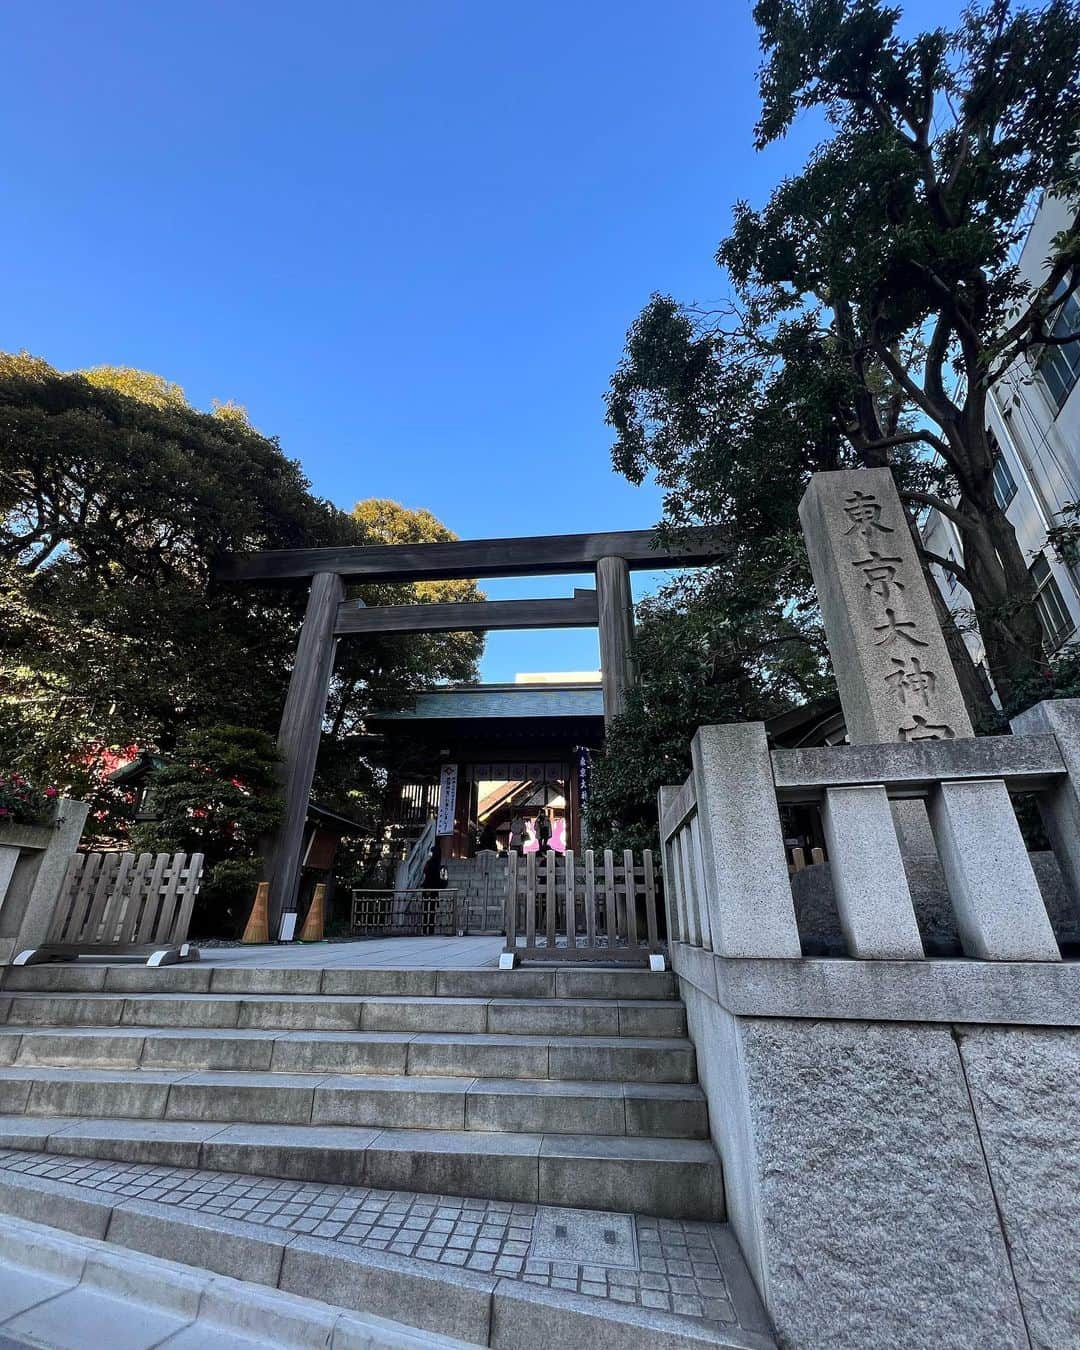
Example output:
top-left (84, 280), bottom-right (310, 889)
top-left (681, 983), bottom-right (1034, 1350)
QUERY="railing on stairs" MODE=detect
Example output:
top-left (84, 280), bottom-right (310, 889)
top-left (503, 848), bottom-right (663, 967)
top-left (393, 817), bottom-right (437, 895)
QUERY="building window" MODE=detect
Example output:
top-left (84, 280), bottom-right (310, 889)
top-left (991, 448), bottom-right (1018, 511)
top-left (1035, 285), bottom-right (1080, 414)
top-left (944, 548), bottom-right (958, 593)
top-left (1030, 553), bottom-right (1076, 652)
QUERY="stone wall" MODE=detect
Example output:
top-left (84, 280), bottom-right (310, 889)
top-left (677, 955), bottom-right (1080, 1350)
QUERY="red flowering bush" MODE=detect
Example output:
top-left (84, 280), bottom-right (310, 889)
top-left (0, 774), bottom-right (58, 827)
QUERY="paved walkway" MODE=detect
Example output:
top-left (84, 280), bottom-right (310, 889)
top-left (0, 1147), bottom-right (770, 1341)
top-left (188, 937), bottom-right (507, 969)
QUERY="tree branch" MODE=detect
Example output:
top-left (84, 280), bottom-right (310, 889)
top-left (871, 340), bottom-right (958, 442)
top-left (920, 546), bottom-right (971, 588)
top-left (901, 489), bottom-right (968, 530)
top-left (860, 428), bottom-right (951, 457)
top-left (987, 223), bottom-right (1080, 374)
top-left (923, 312), bottom-right (952, 409)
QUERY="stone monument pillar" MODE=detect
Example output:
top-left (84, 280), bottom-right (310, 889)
top-left (799, 468), bottom-right (973, 745)
top-left (799, 469), bottom-right (1054, 954)
top-left (800, 468), bottom-right (973, 857)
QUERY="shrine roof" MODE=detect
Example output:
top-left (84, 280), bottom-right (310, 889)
top-left (370, 683), bottom-right (604, 722)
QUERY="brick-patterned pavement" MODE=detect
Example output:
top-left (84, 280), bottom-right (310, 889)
top-left (0, 1147), bottom-right (750, 1330)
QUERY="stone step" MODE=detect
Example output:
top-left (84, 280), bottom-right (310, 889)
top-left (0, 1027), bottom-right (699, 1082)
top-left (0, 1116), bottom-right (725, 1219)
top-left (0, 1159), bottom-right (773, 1348)
top-left (2, 965), bottom-right (675, 1001)
top-left (0, 1211), bottom-right (472, 1349)
top-left (0, 1066), bottom-right (709, 1137)
top-left (0, 991), bottom-right (686, 1038)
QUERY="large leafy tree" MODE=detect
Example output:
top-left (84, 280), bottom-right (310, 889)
top-left (0, 355), bottom-right (481, 840)
top-left (587, 569), bottom-right (832, 851)
top-left (613, 0), bottom-right (1080, 710)
top-left (0, 353), bottom-right (343, 807)
top-left (332, 497), bottom-right (484, 741)
top-left (610, 295), bottom-right (995, 721)
top-left (132, 724), bottom-right (284, 938)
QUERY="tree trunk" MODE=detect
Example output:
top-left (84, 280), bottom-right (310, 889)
top-left (954, 497), bottom-right (1047, 710)
top-left (898, 490), bottom-right (998, 726)
top-left (923, 553), bottom-right (998, 725)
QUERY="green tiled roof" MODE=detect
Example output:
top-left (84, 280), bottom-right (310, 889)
top-left (374, 684), bottom-right (604, 721)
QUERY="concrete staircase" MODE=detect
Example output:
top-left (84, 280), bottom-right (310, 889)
top-left (0, 964), bottom-right (724, 1221)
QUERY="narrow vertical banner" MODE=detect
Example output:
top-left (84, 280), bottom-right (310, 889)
top-left (435, 763), bottom-right (459, 837)
top-left (575, 746), bottom-right (592, 847)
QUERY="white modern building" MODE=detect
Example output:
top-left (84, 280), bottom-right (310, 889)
top-left (922, 191), bottom-right (1080, 671)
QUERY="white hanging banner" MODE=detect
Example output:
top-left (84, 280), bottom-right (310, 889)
top-left (435, 764), bottom-right (459, 837)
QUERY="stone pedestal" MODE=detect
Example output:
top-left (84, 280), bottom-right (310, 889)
top-left (0, 801), bottom-right (88, 963)
top-left (674, 951), bottom-right (1079, 1350)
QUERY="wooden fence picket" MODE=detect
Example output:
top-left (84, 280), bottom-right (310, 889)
top-left (23, 849), bottom-right (204, 967)
top-left (563, 848), bottom-right (575, 951)
top-left (525, 852), bottom-right (537, 948)
top-left (623, 848), bottom-right (638, 948)
top-left (584, 850), bottom-right (597, 948)
top-left (643, 849), bottom-right (660, 953)
top-left (502, 846), bottom-right (663, 967)
top-left (604, 849), bottom-right (618, 947)
top-left (78, 852), bottom-right (121, 945)
top-left (504, 849), bottom-right (519, 950)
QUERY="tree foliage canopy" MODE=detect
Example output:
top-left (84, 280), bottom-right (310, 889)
top-left (0, 354), bottom-right (481, 850)
top-left (586, 571), bottom-right (832, 851)
top-left (596, 0), bottom-right (1080, 842)
top-left (610, 0), bottom-right (1080, 716)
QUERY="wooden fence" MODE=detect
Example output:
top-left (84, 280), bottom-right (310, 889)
top-left (351, 887), bottom-right (460, 938)
top-left (15, 851), bottom-right (204, 967)
top-left (787, 845), bottom-right (825, 875)
top-left (503, 849), bottom-right (662, 965)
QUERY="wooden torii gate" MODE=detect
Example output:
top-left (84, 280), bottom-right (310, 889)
top-left (215, 527), bottom-right (727, 929)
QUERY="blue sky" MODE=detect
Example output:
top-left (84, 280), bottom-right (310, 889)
top-left (4, 0), bottom-right (951, 679)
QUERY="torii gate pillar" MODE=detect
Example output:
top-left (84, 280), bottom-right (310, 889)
top-left (596, 555), bottom-right (637, 725)
top-left (266, 570), bottom-right (343, 934)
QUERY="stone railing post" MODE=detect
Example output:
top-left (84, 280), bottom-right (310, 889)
top-left (675, 815), bottom-right (708, 949)
top-left (656, 785), bottom-right (683, 943)
top-left (690, 723), bottom-right (801, 957)
top-left (1011, 698), bottom-right (1080, 922)
top-left (820, 784), bottom-right (924, 958)
top-left (927, 779), bottom-right (1060, 960)
top-left (0, 798), bottom-right (89, 963)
